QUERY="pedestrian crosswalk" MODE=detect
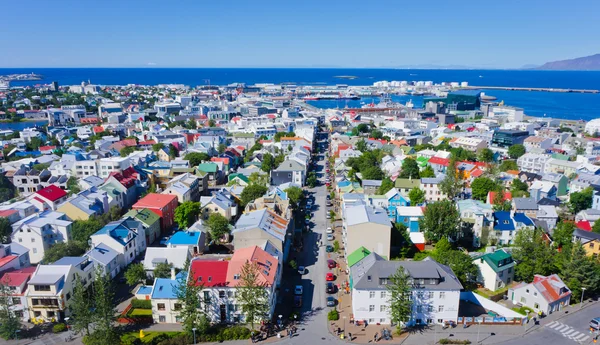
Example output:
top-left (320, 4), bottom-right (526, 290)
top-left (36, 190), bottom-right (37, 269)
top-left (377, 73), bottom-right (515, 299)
top-left (545, 321), bottom-right (590, 343)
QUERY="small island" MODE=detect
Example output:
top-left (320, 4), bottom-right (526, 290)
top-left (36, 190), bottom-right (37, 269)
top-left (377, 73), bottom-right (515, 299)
top-left (333, 75), bottom-right (359, 80)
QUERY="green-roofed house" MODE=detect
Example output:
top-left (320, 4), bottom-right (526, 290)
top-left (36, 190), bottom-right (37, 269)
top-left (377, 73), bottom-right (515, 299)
top-left (399, 146), bottom-right (416, 155)
top-left (416, 156), bottom-right (430, 168)
top-left (125, 208), bottom-right (161, 245)
top-left (348, 247), bottom-right (371, 268)
top-left (473, 249), bottom-right (515, 291)
top-left (196, 162), bottom-right (221, 184)
top-left (394, 178), bottom-right (421, 195)
top-left (228, 173), bottom-right (249, 186)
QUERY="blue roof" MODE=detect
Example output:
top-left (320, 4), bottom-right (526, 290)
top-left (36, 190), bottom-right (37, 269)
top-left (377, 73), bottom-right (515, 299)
top-left (94, 221), bottom-right (136, 246)
top-left (514, 213), bottom-right (534, 226)
top-left (338, 180), bottom-right (351, 188)
top-left (151, 278), bottom-right (180, 299)
top-left (53, 256), bottom-right (86, 266)
top-left (136, 285), bottom-right (153, 295)
top-left (450, 89), bottom-right (482, 96)
top-left (167, 231), bottom-right (201, 246)
top-left (493, 211), bottom-right (515, 231)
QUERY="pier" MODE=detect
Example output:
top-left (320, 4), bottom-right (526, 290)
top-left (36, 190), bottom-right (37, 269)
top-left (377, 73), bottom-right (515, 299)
top-left (464, 86), bottom-right (599, 94)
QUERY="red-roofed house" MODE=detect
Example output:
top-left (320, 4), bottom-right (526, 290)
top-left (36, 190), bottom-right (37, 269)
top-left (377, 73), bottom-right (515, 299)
top-left (138, 140), bottom-right (156, 150)
top-left (132, 193), bottom-right (178, 233)
top-left (0, 266), bottom-right (36, 321)
top-left (428, 156), bottom-right (449, 174)
top-left (39, 146), bottom-right (56, 154)
top-left (508, 274), bottom-right (571, 315)
top-left (93, 126), bottom-right (105, 134)
top-left (30, 185), bottom-right (68, 211)
top-left (211, 157), bottom-right (230, 172)
top-left (575, 220), bottom-right (592, 232)
top-left (0, 209), bottom-right (20, 223)
top-left (486, 191), bottom-right (512, 205)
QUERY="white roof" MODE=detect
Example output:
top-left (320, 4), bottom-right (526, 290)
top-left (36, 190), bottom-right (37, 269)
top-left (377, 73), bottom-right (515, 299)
top-left (395, 206), bottom-right (424, 217)
top-left (143, 247), bottom-right (191, 271)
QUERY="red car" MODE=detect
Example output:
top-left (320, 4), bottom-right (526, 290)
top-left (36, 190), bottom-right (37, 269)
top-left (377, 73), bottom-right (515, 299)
top-left (326, 272), bottom-right (335, 281)
top-left (327, 260), bottom-right (336, 269)
top-left (325, 182), bottom-right (331, 186)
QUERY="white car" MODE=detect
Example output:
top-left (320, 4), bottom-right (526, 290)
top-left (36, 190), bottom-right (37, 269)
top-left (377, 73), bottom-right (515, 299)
top-left (294, 285), bottom-right (304, 295)
top-left (326, 213), bottom-right (331, 219)
top-left (326, 227), bottom-right (333, 234)
top-left (327, 234), bottom-right (334, 241)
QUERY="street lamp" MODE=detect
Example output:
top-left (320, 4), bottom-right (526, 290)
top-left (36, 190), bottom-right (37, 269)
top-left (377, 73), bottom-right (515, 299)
top-left (581, 287), bottom-right (587, 309)
top-left (477, 320), bottom-right (482, 344)
top-left (192, 327), bottom-right (197, 344)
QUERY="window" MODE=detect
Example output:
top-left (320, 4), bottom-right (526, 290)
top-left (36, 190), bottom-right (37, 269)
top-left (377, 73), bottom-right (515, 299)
top-left (159, 315), bottom-right (166, 323)
top-left (18, 238), bottom-right (22, 243)
top-left (31, 238), bottom-right (35, 243)
top-left (428, 305), bottom-right (433, 312)
top-left (380, 305), bottom-right (386, 312)
top-left (428, 292), bottom-right (434, 299)
top-left (416, 305), bottom-right (422, 313)
top-left (233, 274), bottom-right (240, 280)
top-left (380, 291), bottom-right (387, 299)
top-left (65, 293), bottom-right (71, 301)
top-left (174, 303), bottom-right (182, 311)
top-left (219, 291), bottom-right (226, 298)
top-left (47, 311), bottom-right (55, 317)
top-left (369, 305), bottom-right (375, 312)
top-left (369, 291), bottom-right (376, 298)
top-left (438, 305), bottom-right (444, 312)
top-left (369, 318), bottom-right (375, 323)
top-left (439, 292), bottom-right (445, 299)
top-left (157, 303), bottom-right (166, 311)
top-left (430, 279), bottom-right (436, 284)
top-left (499, 271), bottom-right (504, 277)
top-left (33, 248), bottom-right (37, 254)
top-left (526, 289), bottom-right (530, 294)
top-left (380, 318), bottom-right (386, 323)
top-left (534, 303), bottom-right (539, 309)
top-left (417, 291), bottom-right (424, 298)
top-left (14, 311), bottom-right (23, 318)
top-left (379, 278), bottom-right (388, 285)
top-left (534, 292), bottom-right (538, 296)
top-left (520, 297), bottom-right (526, 303)
top-left (12, 297), bottom-right (20, 305)
top-left (34, 285), bottom-right (51, 292)
top-left (427, 318), bottom-right (433, 324)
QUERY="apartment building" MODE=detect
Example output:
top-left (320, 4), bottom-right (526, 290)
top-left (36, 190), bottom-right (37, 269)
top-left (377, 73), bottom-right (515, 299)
top-left (11, 211), bottom-right (73, 264)
top-left (517, 153), bottom-right (551, 174)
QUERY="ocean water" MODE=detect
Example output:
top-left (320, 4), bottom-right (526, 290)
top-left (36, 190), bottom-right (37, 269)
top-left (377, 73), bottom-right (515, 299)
top-left (0, 120), bottom-right (47, 131)
top-left (1, 68), bottom-right (599, 121)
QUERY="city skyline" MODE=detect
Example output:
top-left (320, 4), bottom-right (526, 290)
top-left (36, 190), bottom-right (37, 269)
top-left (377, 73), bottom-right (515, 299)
top-left (1, 0), bottom-right (599, 68)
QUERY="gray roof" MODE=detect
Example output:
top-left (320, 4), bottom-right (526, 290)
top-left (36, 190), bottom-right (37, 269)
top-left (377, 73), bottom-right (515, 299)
top-left (362, 180), bottom-right (382, 188)
top-left (53, 256), bottom-right (86, 266)
top-left (273, 160), bottom-right (305, 172)
top-left (573, 228), bottom-right (600, 242)
top-left (345, 205), bottom-right (391, 227)
top-left (421, 176), bottom-right (444, 184)
top-left (541, 173), bottom-right (565, 183)
top-left (351, 254), bottom-right (463, 291)
top-left (85, 243), bottom-right (119, 266)
top-left (513, 197), bottom-right (538, 211)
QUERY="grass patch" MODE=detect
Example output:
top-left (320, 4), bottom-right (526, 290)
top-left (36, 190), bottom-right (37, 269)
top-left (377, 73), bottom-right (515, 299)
top-left (122, 331), bottom-right (183, 344)
top-left (512, 306), bottom-right (534, 316)
top-left (130, 308), bottom-right (153, 316)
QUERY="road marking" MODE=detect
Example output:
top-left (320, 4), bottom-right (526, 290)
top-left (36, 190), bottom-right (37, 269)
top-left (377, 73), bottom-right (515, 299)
top-left (563, 329), bottom-right (577, 336)
top-left (554, 324), bottom-right (569, 332)
top-left (547, 321), bottom-right (560, 329)
top-left (577, 335), bottom-right (590, 342)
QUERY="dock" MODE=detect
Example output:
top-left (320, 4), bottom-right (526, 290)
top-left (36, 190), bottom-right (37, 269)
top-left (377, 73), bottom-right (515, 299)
top-left (464, 86), bottom-right (599, 94)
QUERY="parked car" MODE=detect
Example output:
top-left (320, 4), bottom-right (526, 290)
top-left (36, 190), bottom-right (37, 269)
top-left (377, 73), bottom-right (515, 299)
top-left (326, 213), bottom-right (331, 219)
top-left (298, 266), bottom-right (306, 275)
top-left (294, 296), bottom-right (303, 308)
top-left (326, 245), bottom-right (334, 252)
top-left (294, 285), bottom-right (303, 295)
top-left (326, 296), bottom-right (337, 307)
top-left (326, 282), bottom-right (336, 293)
top-left (326, 227), bottom-right (333, 234)
top-left (327, 234), bottom-right (334, 241)
top-left (326, 272), bottom-right (335, 281)
top-left (327, 259), bottom-right (336, 269)
top-left (591, 317), bottom-right (600, 331)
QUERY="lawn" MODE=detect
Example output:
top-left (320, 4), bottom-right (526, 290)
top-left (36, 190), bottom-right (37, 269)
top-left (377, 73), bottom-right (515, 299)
top-left (123, 331), bottom-right (183, 343)
top-left (130, 308), bottom-right (153, 316)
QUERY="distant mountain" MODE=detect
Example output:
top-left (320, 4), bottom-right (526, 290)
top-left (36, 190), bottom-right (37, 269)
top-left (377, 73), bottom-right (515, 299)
top-left (536, 54), bottom-right (600, 70)
top-left (520, 64), bottom-right (540, 69)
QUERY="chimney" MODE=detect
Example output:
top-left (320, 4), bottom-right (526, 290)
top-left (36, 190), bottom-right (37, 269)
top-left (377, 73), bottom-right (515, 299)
top-left (170, 267), bottom-right (176, 280)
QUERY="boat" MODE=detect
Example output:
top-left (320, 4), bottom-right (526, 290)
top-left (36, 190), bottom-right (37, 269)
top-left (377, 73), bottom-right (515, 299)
top-left (303, 96), bottom-right (319, 101)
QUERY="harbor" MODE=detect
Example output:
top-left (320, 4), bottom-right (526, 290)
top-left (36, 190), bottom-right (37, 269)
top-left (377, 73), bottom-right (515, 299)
top-left (464, 85), bottom-right (600, 94)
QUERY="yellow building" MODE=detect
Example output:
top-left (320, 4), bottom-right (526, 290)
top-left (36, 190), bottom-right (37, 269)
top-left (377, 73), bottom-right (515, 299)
top-left (573, 229), bottom-right (600, 259)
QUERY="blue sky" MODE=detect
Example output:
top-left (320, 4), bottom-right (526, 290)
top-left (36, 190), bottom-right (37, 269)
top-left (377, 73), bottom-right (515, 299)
top-left (1, 0), bottom-right (599, 68)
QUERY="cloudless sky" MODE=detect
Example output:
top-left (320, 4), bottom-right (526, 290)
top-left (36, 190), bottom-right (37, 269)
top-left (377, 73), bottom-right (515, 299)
top-left (1, 0), bottom-right (599, 68)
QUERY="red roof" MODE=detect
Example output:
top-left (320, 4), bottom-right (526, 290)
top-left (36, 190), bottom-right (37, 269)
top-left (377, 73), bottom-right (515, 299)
top-left (0, 255), bottom-right (17, 268)
top-left (190, 260), bottom-right (229, 287)
top-left (428, 157), bottom-right (449, 167)
top-left (575, 220), bottom-right (592, 232)
top-left (227, 246), bottom-right (278, 287)
top-left (487, 191), bottom-right (512, 204)
top-left (39, 145), bottom-right (56, 152)
top-left (471, 168), bottom-right (484, 178)
top-left (36, 185), bottom-right (67, 202)
top-left (0, 266), bottom-right (36, 287)
top-left (0, 209), bottom-right (18, 218)
top-left (80, 118), bottom-right (100, 124)
top-left (138, 140), bottom-right (156, 146)
top-left (211, 157), bottom-right (230, 165)
top-left (93, 126), bottom-right (105, 134)
top-left (133, 193), bottom-right (178, 209)
top-left (119, 139), bottom-right (137, 147)
top-left (107, 166), bottom-right (139, 189)
top-left (532, 274), bottom-right (571, 303)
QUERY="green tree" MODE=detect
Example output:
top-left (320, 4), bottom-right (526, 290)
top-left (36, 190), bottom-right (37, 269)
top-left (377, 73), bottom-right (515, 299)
top-left (419, 200), bottom-right (460, 242)
top-left (124, 263), bottom-right (147, 286)
top-left (569, 187), bottom-right (594, 214)
top-left (152, 143), bottom-right (164, 152)
top-left (207, 213), bottom-right (230, 241)
top-left (377, 178), bottom-right (394, 195)
top-left (370, 129), bottom-right (383, 139)
top-left (184, 152), bottom-right (210, 167)
top-left (261, 153), bottom-right (274, 173)
top-left (432, 246), bottom-right (478, 288)
top-left (355, 139), bottom-right (368, 152)
top-left (477, 148), bottom-right (494, 163)
top-left (420, 165), bottom-right (436, 178)
top-left (174, 201), bottom-right (201, 229)
top-left (70, 276), bottom-right (93, 336)
top-left (175, 265), bottom-right (207, 337)
top-left (67, 176), bottom-right (81, 195)
top-left (439, 159), bottom-right (463, 200)
top-left (154, 262), bottom-right (173, 279)
top-left (43, 242), bottom-right (87, 263)
top-left (169, 144), bottom-right (179, 159)
top-left (511, 179), bottom-right (528, 193)
top-left (26, 137), bottom-right (44, 151)
top-left (240, 184), bottom-right (268, 207)
top-left (307, 173), bottom-right (318, 188)
top-left (0, 217), bottom-right (11, 243)
top-left (408, 187), bottom-right (425, 206)
top-left (507, 144), bottom-right (526, 159)
top-left (399, 158), bottom-right (420, 179)
top-left (471, 177), bottom-right (498, 201)
top-left (450, 147), bottom-right (476, 161)
top-left (361, 165), bottom-right (384, 180)
top-left (71, 217), bottom-right (106, 243)
top-left (512, 228), bottom-right (556, 282)
top-left (90, 267), bottom-right (119, 344)
top-left (499, 160), bottom-right (519, 172)
top-left (0, 174), bottom-right (16, 203)
top-left (560, 243), bottom-right (600, 302)
top-left (248, 172), bottom-right (269, 187)
top-left (592, 220), bottom-right (600, 234)
top-left (208, 119), bottom-right (216, 127)
top-left (218, 143), bottom-right (227, 154)
top-left (284, 186), bottom-right (304, 207)
top-left (120, 146), bottom-right (136, 157)
top-left (187, 118), bottom-right (197, 129)
top-left (0, 279), bottom-right (21, 340)
top-left (386, 266), bottom-right (413, 327)
top-left (237, 261), bottom-right (269, 329)
top-left (274, 131), bottom-right (295, 142)
top-left (274, 153), bottom-right (285, 168)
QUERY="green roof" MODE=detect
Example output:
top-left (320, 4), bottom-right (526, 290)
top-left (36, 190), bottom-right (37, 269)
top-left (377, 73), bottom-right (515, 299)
top-left (233, 133), bottom-right (255, 138)
top-left (125, 208), bottom-right (160, 227)
top-left (416, 156), bottom-right (430, 167)
top-left (400, 146), bottom-right (415, 154)
top-left (395, 178), bottom-right (421, 189)
top-left (228, 173), bottom-right (249, 183)
top-left (347, 247), bottom-right (371, 268)
top-left (475, 250), bottom-right (515, 273)
top-left (197, 163), bottom-right (218, 173)
top-left (551, 153), bottom-right (570, 161)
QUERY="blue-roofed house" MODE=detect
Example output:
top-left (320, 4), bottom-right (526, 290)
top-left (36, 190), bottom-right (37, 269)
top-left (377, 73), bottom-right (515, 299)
top-left (150, 275), bottom-right (182, 323)
top-left (89, 217), bottom-right (147, 270)
top-left (493, 211), bottom-right (535, 245)
top-left (395, 206), bottom-right (424, 232)
top-left (166, 231), bottom-right (206, 255)
top-left (385, 188), bottom-right (410, 220)
top-left (84, 243), bottom-right (121, 279)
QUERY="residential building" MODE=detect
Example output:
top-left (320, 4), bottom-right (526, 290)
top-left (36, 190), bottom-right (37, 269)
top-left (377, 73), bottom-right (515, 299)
top-left (492, 211), bottom-right (534, 245)
top-left (544, 158), bottom-right (580, 177)
top-left (0, 266), bottom-right (36, 321)
top-left (384, 188), bottom-right (410, 220)
top-left (351, 254), bottom-right (462, 326)
top-left (132, 193), bottom-right (178, 233)
top-left (29, 185), bottom-right (68, 211)
top-left (89, 217), bottom-right (147, 269)
top-left (124, 208), bottom-right (161, 246)
top-left (165, 231), bottom-right (205, 256)
top-left (395, 206), bottom-right (424, 233)
top-left (523, 136), bottom-right (553, 151)
top-left (536, 205), bottom-right (559, 231)
top-left (11, 211), bottom-right (72, 264)
top-left (232, 208), bottom-right (291, 260)
top-left (97, 156), bottom-right (131, 178)
top-left (271, 160), bottom-right (306, 186)
top-left (420, 176), bottom-right (447, 202)
top-left (143, 247), bottom-right (191, 276)
top-left (572, 229), bottom-right (600, 258)
top-left (362, 180), bottom-right (382, 195)
top-left (457, 199), bottom-right (494, 248)
top-left (342, 204), bottom-right (391, 260)
top-left (150, 273), bottom-right (182, 323)
top-left (449, 137), bottom-right (487, 152)
top-left (529, 181), bottom-right (557, 202)
top-left (512, 197), bottom-right (539, 219)
top-left (491, 130), bottom-right (529, 148)
top-left (57, 188), bottom-right (109, 221)
top-left (541, 173), bottom-right (568, 196)
top-left (12, 167), bottom-right (52, 195)
top-left (200, 190), bottom-right (238, 221)
top-left (165, 173), bottom-right (203, 201)
top-left (85, 243), bottom-right (121, 278)
top-left (508, 274), bottom-right (571, 315)
top-left (472, 249), bottom-right (515, 291)
top-left (394, 178), bottom-right (421, 195)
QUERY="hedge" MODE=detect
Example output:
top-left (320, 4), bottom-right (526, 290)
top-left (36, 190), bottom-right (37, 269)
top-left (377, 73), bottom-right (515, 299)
top-left (196, 326), bottom-right (251, 342)
top-left (328, 309), bottom-right (339, 321)
top-left (438, 339), bottom-right (472, 344)
top-left (131, 299), bottom-right (153, 309)
top-left (52, 323), bottom-right (67, 333)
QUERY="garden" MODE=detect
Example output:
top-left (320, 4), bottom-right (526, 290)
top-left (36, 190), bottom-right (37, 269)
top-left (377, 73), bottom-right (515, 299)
top-left (118, 299), bottom-right (154, 324)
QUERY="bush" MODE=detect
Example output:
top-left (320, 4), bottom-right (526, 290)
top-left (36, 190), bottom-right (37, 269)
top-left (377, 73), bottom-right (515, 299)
top-left (438, 339), bottom-right (471, 344)
top-left (121, 334), bottom-right (142, 345)
top-left (52, 323), bottom-right (67, 333)
top-left (197, 326), bottom-right (251, 342)
top-left (289, 259), bottom-right (298, 270)
top-left (327, 309), bottom-right (339, 321)
top-left (131, 298), bottom-right (153, 309)
top-left (157, 334), bottom-right (190, 345)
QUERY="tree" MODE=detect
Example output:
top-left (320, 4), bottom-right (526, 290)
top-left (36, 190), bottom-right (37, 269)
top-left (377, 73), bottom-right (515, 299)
top-left (152, 143), bottom-right (164, 152)
top-left (0, 174), bottom-right (16, 203)
top-left (67, 176), bottom-right (81, 195)
top-left (274, 131), bottom-right (295, 142)
top-left (261, 153), bottom-right (274, 173)
top-left (90, 267), bottom-right (119, 344)
top-left (184, 152), bottom-right (210, 167)
top-left (169, 144), bottom-right (179, 159)
top-left (507, 144), bottom-right (526, 159)
top-left (370, 129), bottom-right (383, 139)
top-left (569, 187), bottom-right (594, 214)
top-left (552, 222), bottom-right (576, 248)
top-left (511, 179), bottom-right (528, 193)
top-left (512, 228), bottom-right (556, 282)
top-left (120, 146), bottom-right (136, 157)
top-left (0, 217), bottom-right (11, 243)
top-left (175, 266), bottom-right (206, 337)
top-left (592, 220), bottom-right (600, 234)
top-left (355, 139), bottom-right (368, 152)
top-left (274, 153), bottom-right (285, 168)
top-left (70, 276), bottom-right (93, 336)
top-left (240, 184), bottom-right (268, 207)
top-left (238, 261), bottom-right (269, 329)
top-left (361, 165), bottom-right (384, 180)
top-left (154, 262), bottom-right (173, 279)
top-left (408, 187), bottom-right (425, 206)
top-left (307, 173), bottom-right (318, 188)
top-left (420, 165), bottom-right (436, 178)
top-left (399, 158), bottom-right (420, 179)
top-left (499, 160), bottom-right (519, 172)
top-left (439, 159), bottom-right (463, 200)
top-left (26, 137), bottom-right (44, 151)
top-left (386, 266), bottom-right (412, 327)
top-left (207, 213), bottom-right (230, 241)
top-left (71, 217), bottom-right (106, 243)
top-left (470, 177), bottom-right (498, 201)
top-left (174, 201), bottom-right (201, 229)
top-left (0, 279), bottom-right (20, 340)
top-left (248, 172), bottom-right (269, 187)
top-left (377, 178), bottom-right (394, 195)
top-left (124, 263), bottom-right (147, 286)
top-left (419, 200), bottom-right (460, 242)
top-left (208, 119), bottom-right (216, 127)
top-left (478, 148), bottom-right (494, 163)
top-left (218, 143), bottom-right (227, 154)
top-left (431, 241), bottom-right (478, 288)
top-left (187, 118), bottom-right (198, 130)
top-left (284, 186), bottom-right (304, 207)
top-left (43, 242), bottom-right (87, 263)
top-left (560, 243), bottom-right (600, 302)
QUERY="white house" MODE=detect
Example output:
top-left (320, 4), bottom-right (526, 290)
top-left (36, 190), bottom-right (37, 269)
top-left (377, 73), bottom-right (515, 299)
top-left (11, 211), bottom-right (73, 264)
top-left (0, 266), bottom-right (36, 322)
top-left (97, 156), bottom-right (131, 178)
top-left (508, 274), bottom-right (571, 315)
top-left (420, 176), bottom-right (447, 202)
top-left (472, 249), bottom-right (515, 291)
top-left (143, 247), bottom-right (191, 277)
top-left (89, 217), bottom-right (147, 270)
top-left (351, 254), bottom-right (462, 326)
